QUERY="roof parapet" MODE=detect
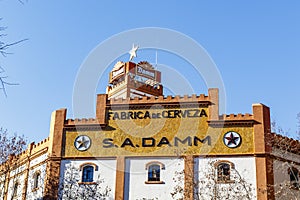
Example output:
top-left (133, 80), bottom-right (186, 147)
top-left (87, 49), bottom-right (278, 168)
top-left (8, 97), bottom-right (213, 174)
top-left (109, 94), bottom-right (209, 105)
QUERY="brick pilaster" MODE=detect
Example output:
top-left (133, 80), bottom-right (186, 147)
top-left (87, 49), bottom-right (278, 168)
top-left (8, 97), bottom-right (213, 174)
top-left (43, 109), bottom-right (66, 199)
top-left (208, 88), bottom-right (219, 121)
top-left (184, 155), bottom-right (194, 200)
top-left (96, 94), bottom-right (108, 125)
top-left (115, 156), bottom-right (125, 200)
top-left (252, 104), bottom-right (274, 200)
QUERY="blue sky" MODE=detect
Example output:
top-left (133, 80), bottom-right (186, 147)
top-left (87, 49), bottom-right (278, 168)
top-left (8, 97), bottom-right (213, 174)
top-left (0, 1), bottom-right (299, 143)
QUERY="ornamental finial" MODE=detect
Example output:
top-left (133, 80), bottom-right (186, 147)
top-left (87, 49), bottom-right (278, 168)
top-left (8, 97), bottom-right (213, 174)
top-left (129, 44), bottom-right (139, 61)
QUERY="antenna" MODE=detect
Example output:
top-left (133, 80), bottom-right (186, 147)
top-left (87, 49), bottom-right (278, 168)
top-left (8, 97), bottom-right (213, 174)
top-left (155, 50), bottom-right (158, 69)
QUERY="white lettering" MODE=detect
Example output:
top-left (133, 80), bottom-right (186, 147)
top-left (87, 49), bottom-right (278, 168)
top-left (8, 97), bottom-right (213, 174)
top-left (112, 67), bottom-right (124, 78)
top-left (137, 66), bottom-right (155, 78)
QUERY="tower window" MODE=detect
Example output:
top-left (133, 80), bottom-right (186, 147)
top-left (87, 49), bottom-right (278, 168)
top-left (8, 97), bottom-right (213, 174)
top-left (82, 165), bottom-right (94, 183)
top-left (289, 167), bottom-right (300, 189)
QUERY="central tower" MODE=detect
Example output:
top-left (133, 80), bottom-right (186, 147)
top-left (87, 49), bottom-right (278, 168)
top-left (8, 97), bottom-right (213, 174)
top-left (106, 61), bottom-right (163, 99)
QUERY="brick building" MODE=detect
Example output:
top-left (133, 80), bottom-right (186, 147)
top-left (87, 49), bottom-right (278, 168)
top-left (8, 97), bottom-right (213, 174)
top-left (0, 60), bottom-right (299, 200)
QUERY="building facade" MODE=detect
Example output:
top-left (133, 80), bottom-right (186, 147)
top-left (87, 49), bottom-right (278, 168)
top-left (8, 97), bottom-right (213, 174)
top-left (0, 60), bottom-right (299, 200)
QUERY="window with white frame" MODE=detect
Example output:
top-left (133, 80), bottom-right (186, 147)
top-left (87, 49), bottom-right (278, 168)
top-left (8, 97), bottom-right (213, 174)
top-left (33, 171), bottom-right (41, 189)
top-left (79, 163), bottom-right (98, 183)
top-left (145, 161), bottom-right (165, 184)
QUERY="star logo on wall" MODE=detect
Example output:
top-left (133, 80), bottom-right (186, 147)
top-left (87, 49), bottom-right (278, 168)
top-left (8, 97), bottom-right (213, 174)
top-left (129, 44), bottom-right (139, 61)
top-left (223, 131), bottom-right (241, 148)
top-left (74, 135), bottom-right (91, 151)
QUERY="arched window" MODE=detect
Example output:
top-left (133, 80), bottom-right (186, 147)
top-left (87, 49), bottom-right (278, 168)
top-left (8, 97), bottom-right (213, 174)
top-left (148, 164), bottom-right (160, 181)
top-left (33, 171), bottom-right (41, 189)
top-left (214, 160), bottom-right (235, 183)
top-left (12, 182), bottom-right (19, 197)
top-left (289, 167), bottom-right (299, 189)
top-left (79, 163), bottom-right (98, 183)
top-left (145, 161), bottom-right (165, 184)
top-left (82, 165), bottom-right (94, 183)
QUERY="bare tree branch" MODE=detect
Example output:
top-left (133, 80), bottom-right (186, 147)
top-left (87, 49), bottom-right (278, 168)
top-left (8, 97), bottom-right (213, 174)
top-left (0, 38), bottom-right (28, 56)
top-left (58, 164), bottom-right (112, 200)
top-left (0, 67), bottom-right (19, 97)
top-left (0, 18), bottom-right (27, 97)
top-left (17, 0), bottom-right (26, 5)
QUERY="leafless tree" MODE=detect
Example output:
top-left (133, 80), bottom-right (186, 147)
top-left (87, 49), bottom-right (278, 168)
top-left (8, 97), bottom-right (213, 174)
top-left (0, 128), bottom-right (26, 164)
top-left (271, 112), bottom-right (300, 140)
top-left (0, 128), bottom-right (27, 199)
top-left (170, 160), bottom-right (255, 200)
top-left (0, 14), bottom-right (27, 97)
top-left (58, 163), bottom-right (112, 200)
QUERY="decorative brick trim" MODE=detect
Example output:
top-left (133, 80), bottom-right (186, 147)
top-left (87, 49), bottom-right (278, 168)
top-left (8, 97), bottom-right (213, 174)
top-left (109, 94), bottom-right (209, 105)
top-left (213, 160), bottom-right (235, 169)
top-left (145, 161), bottom-right (165, 170)
top-left (78, 182), bottom-right (97, 185)
top-left (79, 163), bottom-right (98, 171)
top-left (144, 181), bottom-right (165, 184)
